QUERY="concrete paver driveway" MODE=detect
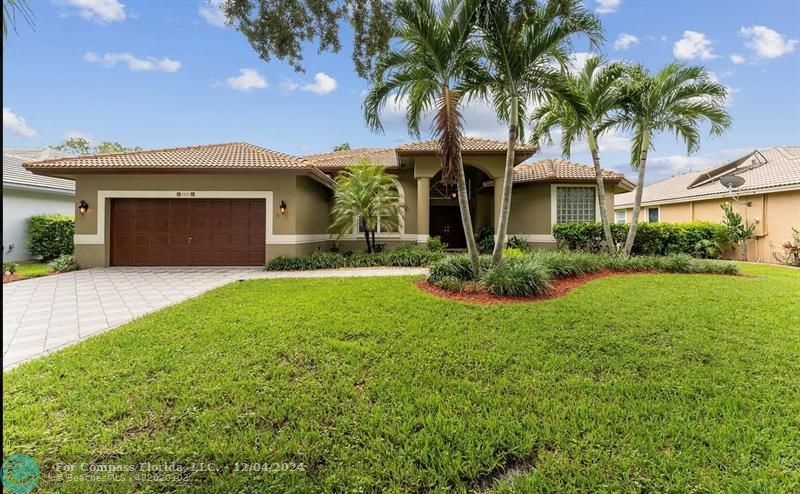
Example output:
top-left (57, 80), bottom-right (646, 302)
top-left (3, 266), bottom-right (425, 370)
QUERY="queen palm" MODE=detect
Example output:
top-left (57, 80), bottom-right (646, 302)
top-left (473, 0), bottom-right (602, 264)
top-left (330, 161), bottom-right (403, 253)
top-left (614, 63), bottom-right (731, 257)
top-left (531, 56), bottom-right (626, 254)
top-left (364, 0), bottom-right (483, 274)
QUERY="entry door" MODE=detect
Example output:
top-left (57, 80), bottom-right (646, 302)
top-left (430, 206), bottom-right (467, 249)
top-left (110, 198), bottom-right (266, 266)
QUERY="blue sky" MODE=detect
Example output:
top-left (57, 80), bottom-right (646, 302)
top-left (3, 0), bottom-right (799, 184)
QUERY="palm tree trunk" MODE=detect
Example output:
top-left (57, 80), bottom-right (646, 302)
top-left (371, 231), bottom-right (377, 253)
top-left (454, 152), bottom-right (481, 275)
top-left (587, 130), bottom-right (616, 254)
top-left (491, 94), bottom-right (518, 265)
top-left (622, 129), bottom-right (651, 258)
top-left (365, 228), bottom-right (372, 253)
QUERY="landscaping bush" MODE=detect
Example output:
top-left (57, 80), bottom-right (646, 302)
top-left (28, 214), bottom-right (75, 260)
top-left (503, 247), bottom-right (525, 258)
top-left (3, 262), bottom-right (18, 275)
top-left (435, 276), bottom-right (464, 293)
top-left (552, 221), bottom-right (727, 257)
top-left (266, 246), bottom-right (442, 271)
top-left (427, 254), bottom-right (492, 283)
top-left (506, 235), bottom-right (529, 251)
top-left (266, 252), bottom-right (347, 271)
top-left (481, 257), bottom-right (552, 296)
top-left (49, 254), bottom-right (79, 272)
top-left (529, 250), bottom-right (608, 278)
top-left (475, 225), bottom-right (495, 254)
top-left (426, 236), bottom-right (446, 252)
top-left (384, 246), bottom-right (444, 267)
top-left (773, 228), bottom-right (800, 267)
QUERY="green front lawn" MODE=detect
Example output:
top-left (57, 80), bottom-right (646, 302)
top-left (4, 264), bottom-right (799, 492)
top-left (14, 261), bottom-right (54, 279)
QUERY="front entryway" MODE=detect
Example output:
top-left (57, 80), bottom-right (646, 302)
top-left (110, 198), bottom-right (266, 266)
top-left (430, 206), bottom-right (467, 249)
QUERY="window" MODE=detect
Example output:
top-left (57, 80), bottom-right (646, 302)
top-left (555, 186), bottom-right (596, 223)
top-left (647, 207), bottom-right (660, 223)
top-left (356, 215), bottom-right (401, 235)
top-left (615, 210), bottom-right (627, 224)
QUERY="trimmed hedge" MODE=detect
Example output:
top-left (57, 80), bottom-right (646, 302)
top-left (265, 246), bottom-right (444, 271)
top-left (552, 221), bottom-right (728, 257)
top-left (28, 214), bottom-right (75, 260)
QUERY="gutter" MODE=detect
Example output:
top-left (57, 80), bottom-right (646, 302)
top-left (614, 182), bottom-right (800, 209)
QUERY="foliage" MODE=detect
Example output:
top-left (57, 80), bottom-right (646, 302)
top-left (720, 202), bottom-right (756, 260)
top-left (426, 236), bottom-right (446, 252)
top-left (773, 228), bottom-right (800, 267)
top-left (476, 225), bottom-right (495, 254)
top-left (12, 262), bottom-right (53, 279)
top-left (265, 246), bottom-right (442, 271)
top-left (3, 0), bottom-right (34, 41)
top-left (384, 245), bottom-right (444, 267)
top-left (3, 261), bottom-right (17, 274)
top-left (27, 214), bottom-right (74, 260)
top-left (223, 0), bottom-right (392, 78)
top-left (332, 142), bottom-right (351, 152)
top-left (506, 235), bottom-right (529, 251)
top-left (503, 247), bottom-right (525, 258)
top-left (552, 221), bottom-right (727, 257)
top-left (330, 161), bottom-right (403, 253)
top-left (6, 264), bottom-right (794, 492)
top-left (49, 254), bottom-right (79, 272)
top-left (528, 249), bottom-right (607, 278)
top-left (53, 138), bottom-right (142, 156)
top-left (427, 254), bottom-right (492, 283)
top-left (435, 276), bottom-right (464, 293)
top-left (481, 257), bottom-right (552, 296)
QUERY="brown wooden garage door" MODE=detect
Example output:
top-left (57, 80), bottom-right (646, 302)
top-left (110, 198), bottom-right (266, 266)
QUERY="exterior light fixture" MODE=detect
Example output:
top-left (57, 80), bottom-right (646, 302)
top-left (279, 200), bottom-right (287, 215)
top-left (450, 191), bottom-right (457, 200)
top-left (78, 200), bottom-right (89, 216)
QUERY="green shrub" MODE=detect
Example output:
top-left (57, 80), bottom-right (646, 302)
top-left (482, 257), bottom-right (552, 296)
top-left (529, 250), bottom-right (608, 279)
top-left (346, 252), bottom-right (386, 267)
top-left (3, 262), bottom-right (18, 275)
top-left (694, 260), bottom-right (740, 275)
top-left (426, 236), bottom-right (446, 252)
top-left (503, 247), bottom-right (525, 258)
top-left (265, 252), bottom-right (347, 271)
top-left (476, 225), bottom-right (495, 254)
top-left (435, 276), bottom-right (464, 293)
top-left (384, 246), bottom-right (444, 267)
top-left (427, 255), bottom-right (491, 283)
top-left (266, 246), bottom-right (441, 271)
top-left (506, 235), bottom-right (529, 251)
top-left (49, 254), bottom-right (79, 272)
top-left (28, 214), bottom-right (75, 260)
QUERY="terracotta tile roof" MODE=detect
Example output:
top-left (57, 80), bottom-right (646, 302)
top-left (304, 148), bottom-right (398, 170)
top-left (484, 158), bottom-right (633, 189)
top-left (24, 142), bottom-right (311, 170)
top-left (4, 148), bottom-right (74, 192)
top-left (615, 146), bottom-right (800, 207)
top-left (397, 137), bottom-right (536, 156)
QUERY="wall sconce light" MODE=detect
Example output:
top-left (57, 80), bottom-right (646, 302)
top-left (279, 200), bottom-right (287, 215)
top-left (78, 200), bottom-right (89, 216)
top-left (450, 191), bottom-right (457, 200)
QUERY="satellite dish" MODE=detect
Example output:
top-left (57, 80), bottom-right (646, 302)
top-left (719, 175), bottom-right (745, 189)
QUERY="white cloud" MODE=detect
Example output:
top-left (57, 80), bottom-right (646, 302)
top-left (280, 79), bottom-right (300, 93)
top-left (3, 108), bottom-right (38, 139)
top-left (199, 0), bottom-right (226, 28)
top-left (739, 25), bottom-right (798, 59)
top-left (613, 33), bottom-right (639, 51)
top-left (301, 72), bottom-right (337, 95)
top-left (673, 30), bottom-right (716, 60)
top-left (225, 68), bottom-right (268, 91)
top-left (706, 71), bottom-right (740, 106)
top-left (729, 53), bottom-right (746, 64)
top-left (595, 0), bottom-right (621, 14)
top-left (85, 51), bottom-right (182, 72)
top-left (61, 0), bottom-right (126, 23)
top-left (565, 52), bottom-right (592, 73)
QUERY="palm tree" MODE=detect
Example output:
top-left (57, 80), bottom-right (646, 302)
top-left (3, 0), bottom-right (34, 41)
top-left (473, 0), bottom-right (602, 265)
top-left (330, 161), bottom-right (403, 253)
top-left (531, 56), bottom-right (626, 254)
top-left (613, 63), bottom-right (731, 257)
top-left (364, 0), bottom-right (483, 274)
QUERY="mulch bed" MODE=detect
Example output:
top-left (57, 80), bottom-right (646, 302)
top-left (417, 269), bottom-right (650, 305)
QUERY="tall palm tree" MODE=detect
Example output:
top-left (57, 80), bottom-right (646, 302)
top-left (364, 0), bottom-right (483, 274)
top-left (613, 63), bottom-right (731, 257)
top-left (3, 0), bottom-right (34, 41)
top-left (473, 0), bottom-right (602, 265)
top-left (330, 161), bottom-right (403, 253)
top-left (531, 56), bottom-right (626, 254)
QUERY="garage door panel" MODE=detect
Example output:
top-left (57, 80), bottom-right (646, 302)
top-left (111, 198), bottom-right (266, 266)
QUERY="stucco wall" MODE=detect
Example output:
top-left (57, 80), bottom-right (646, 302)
top-left (2, 186), bottom-right (75, 262)
top-left (507, 183), bottom-right (551, 235)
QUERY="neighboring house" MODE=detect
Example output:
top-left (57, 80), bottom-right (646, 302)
top-left (3, 147), bottom-right (75, 262)
top-left (615, 146), bottom-right (800, 263)
top-left (24, 139), bottom-right (633, 267)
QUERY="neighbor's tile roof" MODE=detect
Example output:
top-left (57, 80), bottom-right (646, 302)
top-left (615, 146), bottom-right (800, 207)
top-left (486, 158), bottom-right (633, 189)
top-left (304, 147), bottom-right (398, 170)
top-left (4, 148), bottom-right (75, 192)
top-left (397, 137), bottom-right (536, 156)
top-left (24, 142), bottom-right (311, 170)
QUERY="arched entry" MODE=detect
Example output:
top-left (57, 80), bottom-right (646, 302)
top-left (429, 165), bottom-right (492, 249)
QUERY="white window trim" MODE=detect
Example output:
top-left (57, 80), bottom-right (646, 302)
top-left (646, 206), bottom-right (660, 223)
top-left (550, 184), bottom-right (601, 226)
top-left (615, 209), bottom-right (627, 224)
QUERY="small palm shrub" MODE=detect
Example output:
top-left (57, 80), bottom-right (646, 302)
top-left (50, 254), bottom-right (79, 272)
top-left (482, 257), bottom-right (552, 296)
top-left (3, 262), bottom-right (18, 275)
top-left (426, 236), bottom-right (446, 252)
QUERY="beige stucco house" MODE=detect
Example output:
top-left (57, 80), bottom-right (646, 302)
top-left (615, 146), bottom-right (800, 263)
top-left (25, 139), bottom-right (633, 268)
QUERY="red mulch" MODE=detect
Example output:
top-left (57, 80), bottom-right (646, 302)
top-left (417, 269), bottom-right (651, 305)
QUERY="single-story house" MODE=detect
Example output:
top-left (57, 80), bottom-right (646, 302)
top-left (24, 139), bottom-right (633, 267)
top-left (3, 147), bottom-right (75, 262)
top-left (615, 146), bottom-right (800, 263)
